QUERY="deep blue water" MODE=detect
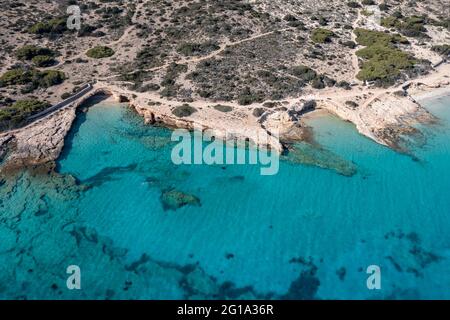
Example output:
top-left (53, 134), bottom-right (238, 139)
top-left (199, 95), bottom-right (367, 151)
top-left (1, 95), bottom-right (450, 299)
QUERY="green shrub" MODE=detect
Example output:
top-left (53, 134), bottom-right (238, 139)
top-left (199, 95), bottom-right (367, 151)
top-left (0, 69), bottom-right (33, 86)
top-left (86, 46), bottom-right (115, 59)
top-left (354, 28), bottom-right (409, 46)
top-left (291, 65), bottom-right (317, 81)
top-left (177, 41), bottom-right (220, 56)
top-left (28, 18), bottom-right (67, 34)
top-left (237, 87), bottom-right (264, 106)
top-left (381, 15), bottom-right (429, 38)
top-left (399, 16), bottom-right (427, 37)
top-left (31, 55), bottom-right (56, 67)
top-left (356, 44), bottom-right (416, 83)
top-left (160, 63), bottom-right (187, 98)
top-left (337, 81), bottom-right (351, 89)
top-left (345, 101), bottom-right (359, 108)
top-left (38, 70), bottom-right (65, 87)
top-left (61, 92), bottom-right (72, 99)
top-left (11, 99), bottom-right (50, 113)
top-left (341, 40), bottom-right (357, 49)
top-left (354, 29), bottom-right (416, 85)
top-left (311, 28), bottom-right (334, 43)
top-left (172, 104), bottom-right (197, 117)
top-left (380, 16), bottom-right (400, 28)
top-left (0, 99), bottom-right (51, 131)
top-left (212, 104), bottom-right (233, 112)
top-left (0, 68), bottom-right (65, 90)
top-left (15, 45), bottom-right (55, 60)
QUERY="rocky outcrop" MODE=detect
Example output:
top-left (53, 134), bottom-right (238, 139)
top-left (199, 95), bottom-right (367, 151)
top-left (0, 72), bottom-right (447, 174)
top-left (320, 92), bottom-right (437, 152)
top-left (0, 134), bottom-right (13, 161)
top-left (0, 107), bottom-right (76, 172)
top-left (262, 110), bottom-right (312, 143)
top-left (0, 87), bottom-right (119, 173)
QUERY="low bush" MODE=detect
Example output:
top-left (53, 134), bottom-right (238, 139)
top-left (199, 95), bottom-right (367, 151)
top-left (354, 28), bottom-right (409, 46)
top-left (212, 104), bottom-right (233, 112)
top-left (0, 68), bottom-right (65, 90)
top-left (0, 99), bottom-right (51, 131)
top-left (177, 41), bottom-right (220, 56)
top-left (356, 42), bottom-right (416, 84)
top-left (86, 46), bottom-right (115, 59)
top-left (15, 45), bottom-right (55, 60)
top-left (341, 40), bottom-right (357, 49)
top-left (31, 55), bottom-right (56, 67)
top-left (311, 28), bottom-right (334, 43)
top-left (172, 104), bottom-right (197, 117)
top-left (28, 18), bottom-right (67, 35)
top-left (381, 15), bottom-right (429, 38)
top-left (237, 87), bottom-right (265, 106)
top-left (291, 65), bottom-right (317, 81)
top-left (354, 28), bottom-right (417, 84)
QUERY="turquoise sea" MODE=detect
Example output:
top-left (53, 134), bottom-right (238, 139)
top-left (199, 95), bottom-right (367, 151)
top-left (1, 94), bottom-right (450, 299)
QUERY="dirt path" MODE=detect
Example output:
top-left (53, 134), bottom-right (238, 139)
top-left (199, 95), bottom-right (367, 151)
top-left (98, 27), bottom-right (294, 81)
top-left (54, 1), bottom-right (146, 68)
top-left (350, 9), bottom-right (362, 82)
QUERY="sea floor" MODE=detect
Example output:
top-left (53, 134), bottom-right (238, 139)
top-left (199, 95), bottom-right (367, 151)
top-left (1, 95), bottom-right (450, 299)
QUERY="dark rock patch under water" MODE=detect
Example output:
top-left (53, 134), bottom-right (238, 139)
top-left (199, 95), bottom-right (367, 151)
top-left (383, 229), bottom-right (443, 278)
top-left (284, 257), bottom-right (320, 299)
top-left (80, 164), bottom-right (138, 188)
top-left (282, 142), bottom-right (357, 177)
top-left (160, 189), bottom-right (201, 211)
top-left (229, 175), bottom-right (245, 182)
top-left (336, 267), bottom-right (346, 281)
top-left (225, 253), bottom-right (235, 260)
top-left (281, 267), bottom-right (320, 300)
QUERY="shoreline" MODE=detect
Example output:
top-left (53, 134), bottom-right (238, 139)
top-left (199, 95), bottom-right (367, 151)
top-left (412, 86), bottom-right (450, 103)
top-left (0, 62), bottom-right (449, 173)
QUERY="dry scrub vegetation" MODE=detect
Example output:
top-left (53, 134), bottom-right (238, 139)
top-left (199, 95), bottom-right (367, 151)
top-left (0, 0), bottom-right (449, 127)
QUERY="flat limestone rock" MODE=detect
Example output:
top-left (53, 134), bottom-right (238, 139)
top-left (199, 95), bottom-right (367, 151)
top-left (0, 107), bottom-right (76, 171)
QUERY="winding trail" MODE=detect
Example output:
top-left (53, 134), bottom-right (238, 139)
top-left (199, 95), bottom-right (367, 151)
top-left (54, 0), bottom-right (145, 68)
top-left (97, 27), bottom-right (295, 81)
top-left (350, 9), bottom-right (362, 83)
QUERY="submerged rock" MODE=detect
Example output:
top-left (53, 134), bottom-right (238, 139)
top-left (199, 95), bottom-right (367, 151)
top-left (81, 164), bottom-right (138, 188)
top-left (282, 142), bottom-right (357, 177)
top-left (160, 189), bottom-right (201, 211)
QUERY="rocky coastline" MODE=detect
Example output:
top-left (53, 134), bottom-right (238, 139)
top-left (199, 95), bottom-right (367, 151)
top-left (0, 63), bottom-right (449, 175)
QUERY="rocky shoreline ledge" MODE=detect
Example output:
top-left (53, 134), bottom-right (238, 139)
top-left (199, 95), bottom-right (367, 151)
top-left (0, 63), bottom-right (449, 175)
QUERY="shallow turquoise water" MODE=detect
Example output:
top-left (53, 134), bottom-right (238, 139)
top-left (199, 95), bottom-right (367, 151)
top-left (1, 95), bottom-right (450, 299)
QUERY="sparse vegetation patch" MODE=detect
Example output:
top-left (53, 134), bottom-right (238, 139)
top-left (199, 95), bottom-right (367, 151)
top-left (311, 28), bottom-right (335, 43)
top-left (86, 46), bottom-right (115, 59)
top-left (0, 99), bottom-right (51, 131)
top-left (172, 104), bottom-right (197, 118)
top-left (0, 68), bottom-right (65, 92)
top-left (354, 29), bottom-right (417, 86)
